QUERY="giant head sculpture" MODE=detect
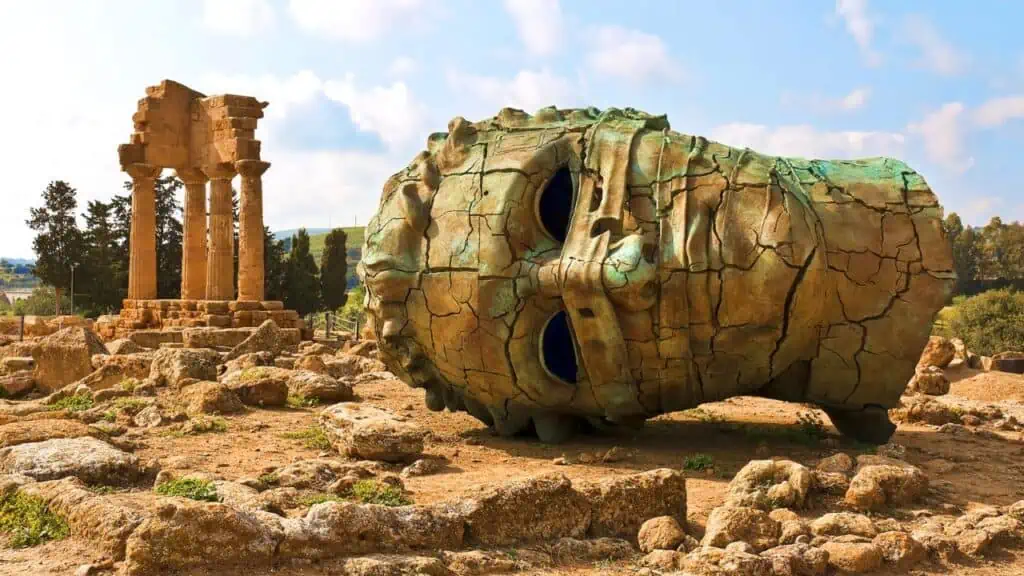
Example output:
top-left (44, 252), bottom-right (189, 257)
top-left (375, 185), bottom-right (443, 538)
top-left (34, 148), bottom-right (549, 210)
top-left (359, 107), bottom-right (955, 444)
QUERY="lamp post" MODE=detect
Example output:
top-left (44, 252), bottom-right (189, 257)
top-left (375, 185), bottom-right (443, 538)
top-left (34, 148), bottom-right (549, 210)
top-left (69, 263), bottom-right (77, 316)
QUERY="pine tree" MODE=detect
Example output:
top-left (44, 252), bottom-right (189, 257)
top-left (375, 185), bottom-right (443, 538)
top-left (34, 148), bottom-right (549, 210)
top-left (284, 228), bottom-right (321, 315)
top-left (264, 226), bottom-right (288, 302)
top-left (155, 176), bottom-right (184, 298)
top-left (319, 228), bottom-right (348, 310)
top-left (81, 200), bottom-right (123, 314)
top-left (26, 181), bottom-right (84, 315)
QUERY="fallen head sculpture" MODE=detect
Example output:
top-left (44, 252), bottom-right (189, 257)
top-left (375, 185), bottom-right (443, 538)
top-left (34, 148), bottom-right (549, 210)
top-left (359, 107), bottom-right (955, 444)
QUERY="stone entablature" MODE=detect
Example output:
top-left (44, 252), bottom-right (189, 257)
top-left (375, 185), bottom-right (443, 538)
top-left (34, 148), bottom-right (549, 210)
top-left (111, 299), bottom-right (301, 336)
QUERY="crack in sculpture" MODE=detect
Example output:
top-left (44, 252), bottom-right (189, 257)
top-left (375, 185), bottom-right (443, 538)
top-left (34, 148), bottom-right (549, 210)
top-left (358, 107), bottom-right (955, 444)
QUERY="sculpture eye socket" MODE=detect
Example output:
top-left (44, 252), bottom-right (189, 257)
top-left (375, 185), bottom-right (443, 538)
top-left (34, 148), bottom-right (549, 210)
top-left (536, 165), bottom-right (574, 243)
top-left (540, 310), bottom-right (579, 384)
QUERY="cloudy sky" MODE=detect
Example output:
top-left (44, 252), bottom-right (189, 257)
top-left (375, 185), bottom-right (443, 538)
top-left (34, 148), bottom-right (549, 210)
top-left (1, 0), bottom-right (1022, 259)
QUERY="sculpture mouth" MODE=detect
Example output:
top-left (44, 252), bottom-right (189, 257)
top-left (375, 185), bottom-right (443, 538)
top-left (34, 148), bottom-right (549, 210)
top-left (539, 310), bottom-right (580, 385)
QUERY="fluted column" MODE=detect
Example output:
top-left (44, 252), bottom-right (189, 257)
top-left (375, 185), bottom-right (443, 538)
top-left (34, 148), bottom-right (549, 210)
top-left (204, 164), bottom-right (236, 300)
top-left (236, 160), bottom-right (270, 302)
top-left (175, 168), bottom-right (209, 300)
top-left (124, 163), bottom-right (161, 300)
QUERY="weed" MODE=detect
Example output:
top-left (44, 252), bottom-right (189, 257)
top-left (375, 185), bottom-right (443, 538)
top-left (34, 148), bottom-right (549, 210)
top-left (50, 393), bottom-right (93, 413)
top-left (0, 492), bottom-right (70, 548)
top-left (154, 478), bottom-right (221, 502)
top-left (258, 472), bottom-right (279, 486)
top-left (281, 426), bottom-right (332, 451)
top-left (349, 480), bottom-right (411, 507)
top-left (164, 416), bottom-right (228, 438)
top-left (112, 398), bottom-right (148, 416)
top-left (683, 453), bottom-right (714, 472)
top-left (119, 378), bottom-right (140, 393)
top-left (100, 411), bottom-right (117, 423)
top-left (299, 492), bottom-right (344, 507)
top-left (287, 394), bottom-right (320, 409)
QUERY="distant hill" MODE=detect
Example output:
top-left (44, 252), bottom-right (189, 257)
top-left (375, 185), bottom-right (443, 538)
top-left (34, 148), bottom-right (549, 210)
top-left (280, 227), bottom-right (366, 289)
top-left (0, 258), bottom-right (35, 266)
top-left (273, 228), bottom-right (331, 242)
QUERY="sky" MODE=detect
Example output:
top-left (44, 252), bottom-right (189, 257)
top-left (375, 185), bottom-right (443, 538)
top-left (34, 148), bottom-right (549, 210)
top-left (1, 0), bottom-right (1023, 259)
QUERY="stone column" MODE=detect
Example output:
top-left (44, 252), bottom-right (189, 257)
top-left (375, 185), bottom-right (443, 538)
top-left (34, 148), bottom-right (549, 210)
top-left (204, 164), bottom-right (236, 301)
top-left (124, 163), bottom-right (161, 300)
top-left (175, 169), bottom-right (209, 301)
top-left (236, 160), bottom-right (271, 302)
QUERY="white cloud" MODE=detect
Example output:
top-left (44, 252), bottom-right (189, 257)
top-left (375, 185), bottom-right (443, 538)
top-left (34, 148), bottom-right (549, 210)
top-left (905, 102), bottom-right (974, 173)
top-left (585, 26), bottom-right (682, 83)
top-left (835, 0), bottom-right (882, 67)
top-left (288, 0), bottom-right (428, 42)
top-left (709, 123), bottom-right (905, 159)
top-left (323, 74), bottom-right (429, 150)
top-left (973, 95), bottom-right (1024, 128)
top-left (503, 0), bottom-right (563, 57)
top-left (446, 68), bottom-right (578, 119)
top-left (387, 56), bottom-right (417, 78)
top-left (200, 70), bottom-right (323, 122)
top-left (783, 87), bottom-right (871, 113)
top-left (904, 14), bottom-right (968, 76)
top-left (202, 0), bottom-right (274, 36)
top-left (963, 196), bottom-right (1002, 220)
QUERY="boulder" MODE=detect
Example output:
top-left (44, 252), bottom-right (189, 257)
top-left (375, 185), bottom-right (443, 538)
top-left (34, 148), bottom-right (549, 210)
top-left (0, 419), bottom-right (91, 448)
top-left (220, 367), bottom-right (289, 407)
top-left (578, 468), bottom-right (687, 539)
top-left (179, 381), bottom-right (244, 415)
top-left (183, 327), bottom-right (255, 349)
top-left (725, 459), bottom-right (812, 510)
top-left (702, 506), bottom-right (780, 552)
top-left (345, 340), bottom-right (378, 358)
top-left (760, 543), bottom-right (829, 576)
top-left (222, 351), bottom-right (275, 376)
top-left (126, 329), bottom-right (181, 349)
top-left (639, 550), bottom-right (685, 571)
top-left (106, 339), bottom-right (144, 356)
top-left (907, 365), bottom-right (950, 396)
top-left (638, 516), bottom-right (686, 552)
top-left (458, 473), bottom-right (590, 547)
top-left (873, 531), bottom-right (926, 571)
top-left (320, 403), bottom-right (426, 462)
top-left (682, 546), bottom-right (773, 576)
top-left (32, 327), bottom-right (109, 392)
top-left (0, 437), bottom-right (143, 485)
top-left (326, 354), bottom-right (388, 379)
top-left (815, 453), bottom-right (853, 475)
top-left (810, 513), bottom-right (878, 538)
top-left (547, 537), bottom-right (635, 564)
top-left (78, 355), bottom-right (151, 391)
top-left (287, 370), bottom-right (353, 403)
top-left (149, 348), bottom-right (219, 388)
top-left (769, 509), bottom-right (809, 545)
top-left (1, 356), bottom-right (34, 374)
top-left (918, 335), bottom-right (955, 369)
top-left (272, 459), bottom-right (378, 490)
top-left (224, 320), bottom-right (284, 361)
top-left (295, 354), bottom-right (329, 374)
top-left (123, 499), bottom-right (279, 576)
top-left (819, 541), bottom-right (882, 573)
top-left (0, 370), bottom-right (35, 397)
top-left (845, 463), bottom-right (928, 511)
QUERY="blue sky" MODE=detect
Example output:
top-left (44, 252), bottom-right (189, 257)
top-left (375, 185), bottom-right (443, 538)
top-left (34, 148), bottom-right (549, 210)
top-left (1, 0), bottom-right (1022, 259)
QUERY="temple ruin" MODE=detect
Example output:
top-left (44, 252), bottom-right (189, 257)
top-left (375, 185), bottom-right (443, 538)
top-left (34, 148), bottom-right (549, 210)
top-left (112, 80), bottom-right (302, 335)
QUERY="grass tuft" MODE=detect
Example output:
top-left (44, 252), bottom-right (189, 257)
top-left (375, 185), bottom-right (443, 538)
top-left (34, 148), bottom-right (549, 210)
top-left (119, 378), bottom-right (140, 393)
top-left (154, 478), bottom-right (221, 502)
top-left (299, 492), bottom-right (344, 507)
top-left (683, 453), bottom-right (714, 472)
top-left (349, 480), bottom-right (411, 506)
top-left (0, 492), bottom-right (70, 548)
top-left (281, 426), bottom-right (332, 451)
top-left (111, 398), bottom-right (149, 416)
top-left (164, 416), bottom-right (228, 438)
top-left (50, 393), bottom-right (93, 413)
top-left (287, 394), bottom-right (320, 409)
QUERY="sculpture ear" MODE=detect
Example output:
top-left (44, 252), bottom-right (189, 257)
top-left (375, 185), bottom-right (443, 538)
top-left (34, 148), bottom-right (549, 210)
top-left (398, 183), bottom-right (429, 235)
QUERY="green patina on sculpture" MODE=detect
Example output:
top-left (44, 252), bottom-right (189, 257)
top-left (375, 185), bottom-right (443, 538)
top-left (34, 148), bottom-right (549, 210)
top-left (358, 107), bottom-right (955, 444)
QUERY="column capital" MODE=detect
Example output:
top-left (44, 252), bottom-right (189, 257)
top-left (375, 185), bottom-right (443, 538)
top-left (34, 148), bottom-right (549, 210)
top-left (174, 168), bottom-right (208, 185)
top-left (202, 162), bottom-right (236, 181)
top-left (235, 159), bottom-right (270, 178)
top-left (123, 163), bottom-right (161, 180)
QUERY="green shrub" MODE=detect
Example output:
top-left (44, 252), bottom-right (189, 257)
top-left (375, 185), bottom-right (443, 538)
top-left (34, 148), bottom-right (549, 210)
top-left (0, 492), bottom-right (70, 548)
top-left (947, 289), bottom-right (1024, 356)
top-left (299, 492), bottom-right (344, 507)
top-left (154, 478), bottom-right (221, 502)
top-left (349, 480), bottom-right (410, 506)
top-left (287, 394), bottom-right (320, 409)
top-left (50, 393), bottom-right (94, 413)
top-left (683, 454), bottom-right (714, 472)
top-left (281, 426), bottom-right (332, 451)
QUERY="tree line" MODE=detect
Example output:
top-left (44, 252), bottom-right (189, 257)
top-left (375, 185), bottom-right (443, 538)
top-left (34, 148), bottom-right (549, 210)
top-left (943, 213), bottom-right (1024, 295)
top-left (15, 179), bottom-right (349, 317)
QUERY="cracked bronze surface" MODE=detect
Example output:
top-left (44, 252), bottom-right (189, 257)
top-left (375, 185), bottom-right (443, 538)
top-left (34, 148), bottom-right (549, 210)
top-left (358, 107), bottom-right (955, 444)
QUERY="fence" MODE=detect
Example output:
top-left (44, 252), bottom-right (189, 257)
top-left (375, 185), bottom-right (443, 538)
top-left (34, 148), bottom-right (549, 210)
top-left (304, 311), bottom-right (361, 341)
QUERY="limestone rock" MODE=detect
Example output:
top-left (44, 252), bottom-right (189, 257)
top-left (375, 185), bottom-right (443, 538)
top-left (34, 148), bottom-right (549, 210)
top-left (401, 457), bottom-right (446, 478)
top-left (1, 356), bottom-right (34, 373)
top-left (32, 327), bottom-right (109, 392)
top-left (640, 549), bottom-right (685, 571)
top-left (459, 473), bottom-right (590, 546)
top-left (811, 471), bottom-right (850, 496)
top-left (907, 365), bottom-right (950, 396)
top-left (106, 339), bottom-right (144, 355)
top-left (123, 499), bottom-right (279, 576)
top-left (272, 459), bottom-right (378, 490)
top-left (810, 513), bottom-right (878, 538)
top-left (815, 453), bottom-right (853, 474)
top-left (918, 335), bottom-right (955, 369)
top-left (702, 506), bottom-right (780, 552)
top-left (578, 468), bottom-right (687, 539)
top-left (320, 402), bottom-right (426, 462)
top-left (873, 531), bottom-right (926, 571)
top-left (770, 509), bottom-right (809, 545)
top-left (327, 354), bottom-right (388, 379)
top-left (548, 537), bottom-right (634, 564)
top-left (295, 354), bottom-right (328, 374)
top-left (224, 320), bottom-right (284, 361)
top-left (0, 370), bottom-right (35, 397)
top-left (442, 550), bottom-right (518, 575)
top-left (222, 351), bottom-right (275, 375)
top-left (287, 370), bottom-right (353, 403)
top-left (338, 555), bottom-right (449, 576)
top-left (682, 546), bottom-right (774, 576)
top-left (0, 437), bottom-right (142, 485)
top-left (845, 463), bottom-right (928, 511)
top-left (78, 355), bottom-right (151, 391)
top-left (345, 340), bottom-right (378, 359)
top-left (0, 419), bottom-right (91, 448)
top-left (179, 381), bottom-right (244, 415)
top-left (638, 515), bottom-right (686, 552)
top-left (725, 459), bottom-right (812, 510)
top-left (220, 366), bottom-right (289, 407)
top-left (820, 541), bottom-right (882, 573)
top-left (149, 348), bottom-right (219, 388)
top-left (760, 543), bottom-right (829, 576)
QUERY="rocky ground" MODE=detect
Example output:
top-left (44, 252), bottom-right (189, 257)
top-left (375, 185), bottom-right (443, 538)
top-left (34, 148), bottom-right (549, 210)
top-left (1, 324), bottom-right (1024, 575)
